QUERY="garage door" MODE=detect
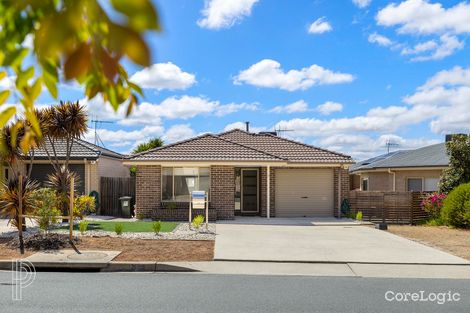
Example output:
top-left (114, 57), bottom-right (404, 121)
top-left (29, 164), bottom-right (86, 194)
top-left (275, 168), bottom-right (334, 217)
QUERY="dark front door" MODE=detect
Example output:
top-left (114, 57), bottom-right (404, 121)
top-left (241, 169), bottom-right (258, 213)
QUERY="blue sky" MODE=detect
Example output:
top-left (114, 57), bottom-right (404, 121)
top-left (15, 0), bottom-right (470, 159)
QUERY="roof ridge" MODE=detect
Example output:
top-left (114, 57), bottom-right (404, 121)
top-left (214, 135), bottom-right (286, 161)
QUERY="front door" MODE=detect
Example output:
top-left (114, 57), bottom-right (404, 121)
top-left (241, 169), bottom-right (258, 213)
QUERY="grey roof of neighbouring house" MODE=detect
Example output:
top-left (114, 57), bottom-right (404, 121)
top-left (29, 138), bottom-right (124, 160)
top-left (128, 129), bottom-right (353, 163)
top-left (349, 143), bottom-right (449, 173)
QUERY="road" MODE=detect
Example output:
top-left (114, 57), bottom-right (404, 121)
top-left (0, 271), bottom-right (469, 313)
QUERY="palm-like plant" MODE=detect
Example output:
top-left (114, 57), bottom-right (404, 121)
top-left (47, 165), bottom-right (81, 215)
top-left (0, 174), bottom-right (39, 253)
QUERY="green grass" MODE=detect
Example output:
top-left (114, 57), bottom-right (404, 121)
top-left (60, 221), bottom-right (178, 233)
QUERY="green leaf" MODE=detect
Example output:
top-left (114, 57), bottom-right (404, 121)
top-left (16, 66), bottom-right (35, 90)
top-left (43, 74), bottom-right (58, 99)
top-left (128, 81), bottom-right (143, 97)
top-left (30, 78), bottom-right (42, 100)
top-left (4, 48), bottom-right (29, 70)
top-left (111, 0), bottom-right (160, 31)
top-left (0, 71), bottom-right (7, 80)
top-left (0, 107), bottom-right (16, 128)
top-left (109, 25), bottom-right (150, 66)
top-left (0, 90), bottom-right (10, 105)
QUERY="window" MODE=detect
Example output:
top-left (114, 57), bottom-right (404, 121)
top-left (361, 178), bottom-right (369, 191)
top-left (162, 167), bottom-right (210, 202)
top-left (407, 178), bottom-right (423, 192)
top-left (424, 178), bottom-right (439, 192)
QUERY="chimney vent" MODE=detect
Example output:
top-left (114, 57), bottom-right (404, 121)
top-left (245, 121), bottom-right (250, 132)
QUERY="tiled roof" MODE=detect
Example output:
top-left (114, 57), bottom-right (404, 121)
top-left (129, 129), bottom-right (353, 164)
top-left (349, 143), bottom-right (448, 173)
top-left (30, 138), bottom-right (123, 160)
top-left (129, 134), bottom-right (285, 161)
top-left (219, 129), bottom-right (353, 163)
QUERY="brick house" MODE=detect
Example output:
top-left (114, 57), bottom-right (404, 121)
top-left (125, 129), bottom-right (353, 220)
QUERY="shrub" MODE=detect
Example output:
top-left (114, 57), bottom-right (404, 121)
top-left (355, 211), bottom-right (363, 221)
top-left (192, 215), bottom-right (205, 229)
top-left (30, 188), bottom-right (62, 233)
top-left (441, 183), bottom-right (470, 228)
top-left (74, 195), bottom-right (96, 219)
top-left (114, 223), bottom-right (124, 235)
top-left (136, 212), bottom-right (144, 220)
top-left (152, 221), bottom-right (162, 235)
top-left (78, 220), bottom-right (89, 235)
top-left (421, 192), bottom-right (446, 218)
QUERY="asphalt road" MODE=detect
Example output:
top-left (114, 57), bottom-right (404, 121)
top-left (0, 271), bottom-right (469, 313)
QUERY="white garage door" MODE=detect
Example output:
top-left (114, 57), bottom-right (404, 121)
top-left (275, 168), bottom-right (334, 217)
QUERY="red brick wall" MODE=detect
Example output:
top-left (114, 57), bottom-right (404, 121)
top-left (210, 165), bottom-right (235, 220)
top-left (135, 165), bottom-right (161, 218)
top-left (334, 167), bottom-right (350, 217)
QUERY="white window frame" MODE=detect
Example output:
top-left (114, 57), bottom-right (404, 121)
top-left (161, 167), bottom-right (210, 202)
top-left (361, 177), bottom-right (369, 191)
top-left (406, 177), bottom-right (424, 192)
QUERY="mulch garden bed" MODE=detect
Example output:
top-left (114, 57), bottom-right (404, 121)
top-left (388, 225), bottom-right (470, 261)
top-left (0, 236), bottom-right (214, 262)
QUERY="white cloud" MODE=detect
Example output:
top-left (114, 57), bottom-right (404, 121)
top-left (234, 59), bottom-right (355, 91)
top-left (197, 0), bottom-right (259, 29)
top-left (162, 124), bottom-right (196, 143)
top-left (376, 0), bottom-right (470, 35)
top-left (368, 33), bottom-right (394, 47)
top-left (84, 95), bottom-right (257, 126)
top-left (315, 101), bottom-right (343, 115)
top-left (374, 1), bottom-right (469, 61)
top-left (130, 62), bottom-right (196, 91)
top-left (308, 17), bottom-right (332, 34)
top-left (317, 133), bottom-right (439, 160)
top-left (353, 0), bottom-right (372, 8)
top-left (409, 35), bottom-right (464, 61)
top-left (270, 100), bottom-right (309, 113)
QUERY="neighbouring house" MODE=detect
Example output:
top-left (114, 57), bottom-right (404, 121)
top-left (349, 143), bottom-right (449, 192)
top-left (1, 138), bottom-right (129, 195)
top-left (124, 129), bottom-right (353, 221)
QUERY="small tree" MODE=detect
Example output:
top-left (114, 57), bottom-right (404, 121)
top-left (439, 135), bottom-right (470, 193)
top-left (130, 137), bottom-right (163, 176)
top-left (30, 188), bottom-right (62, 234)
top-left (132, 137), bottom-right (164, 154)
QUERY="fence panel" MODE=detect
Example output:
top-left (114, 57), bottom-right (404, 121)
top-left (100, 177), bottom-right (136, 217)
top-left (348, 190), bottom-right (429, 224)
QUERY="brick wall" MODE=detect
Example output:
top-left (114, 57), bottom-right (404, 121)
top-left (260, 167), bottom-right (275, 217)
top-left (210, 165), bottom-right (235, 220)
top-left (135, 165), bottom-right (161, 218)
top-left (334, 167), bottom-right (350, 217)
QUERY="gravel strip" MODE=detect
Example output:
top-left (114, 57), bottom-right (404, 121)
top-left (51, 223), bottom-right (216, 241)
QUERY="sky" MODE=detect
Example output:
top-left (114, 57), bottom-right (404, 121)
top-left (9, 0), bottom-right (470, 160)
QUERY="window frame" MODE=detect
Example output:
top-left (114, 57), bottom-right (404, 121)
top-left (161, 167), bottom-right (211, 202)
top-left (406, 177), bottom-right (424, 192)
top-left (361, 177), bottom-right (369, 191)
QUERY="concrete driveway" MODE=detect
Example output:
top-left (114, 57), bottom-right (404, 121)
top-left (214, 221), bottom-right (470, 264)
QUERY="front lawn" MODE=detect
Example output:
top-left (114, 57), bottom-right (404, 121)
top-left (61, 221), bottom-right (178, 233)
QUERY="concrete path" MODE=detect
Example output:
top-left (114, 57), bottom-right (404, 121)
top-left (160, 261), bottom-right (470, 279)
top-left (214, 224), bottom-right (470, 264)
top-left (217, 216), bottom-right (365, 226)
top-left (23, 250), bottom-right (121, 269)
